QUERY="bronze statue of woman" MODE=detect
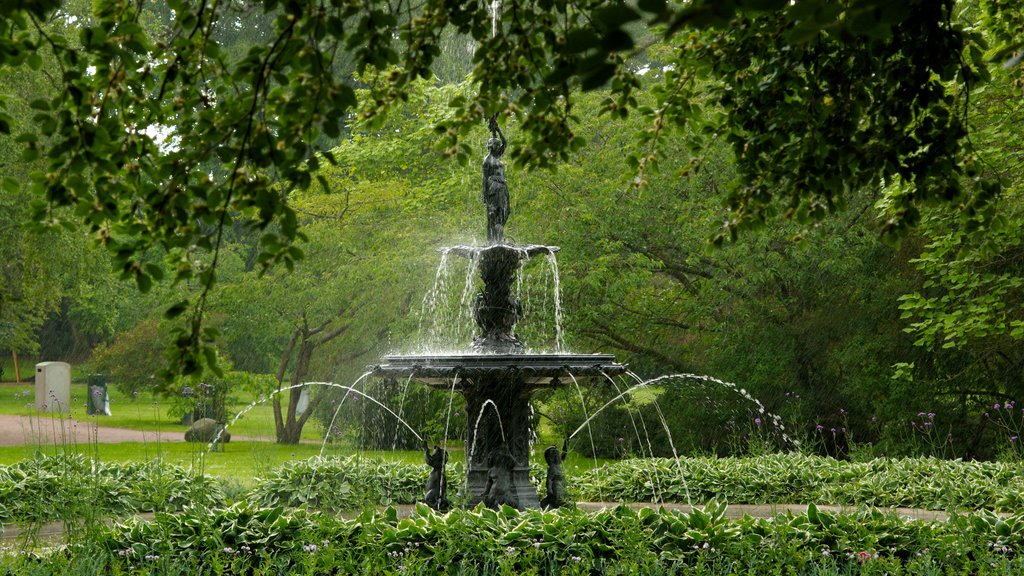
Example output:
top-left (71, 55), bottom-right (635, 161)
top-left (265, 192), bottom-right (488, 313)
top-left (482, 116), bottom-right (509, 243)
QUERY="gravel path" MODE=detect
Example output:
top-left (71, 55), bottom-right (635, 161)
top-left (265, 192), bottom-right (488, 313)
top-left (0, 413), bottom-right (184, 446)
top-left (0, 414), bottom-right (261, 446)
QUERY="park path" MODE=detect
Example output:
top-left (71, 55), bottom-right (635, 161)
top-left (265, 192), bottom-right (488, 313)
top-left (0, 414), bottom-right (260, 446)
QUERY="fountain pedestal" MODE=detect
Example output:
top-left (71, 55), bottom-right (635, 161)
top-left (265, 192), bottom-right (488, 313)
top-left (374, 353), bottom-right (625, 507)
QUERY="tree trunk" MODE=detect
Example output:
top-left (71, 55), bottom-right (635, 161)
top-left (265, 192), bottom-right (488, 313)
top-left (272, 303), bottom-right (364, 444)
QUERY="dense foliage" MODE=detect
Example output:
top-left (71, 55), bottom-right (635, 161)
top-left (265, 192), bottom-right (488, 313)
top-left (1, 0), bottom-right (1019, 377)
top-left (3, 454), bottom-right (1024, 573)
top-left (247, 456), bottom-right (440, 510)
top-left (0, 454), bottom-right (224, 524)
top-left (4, 502), bottom-right (1024, 574)
top-left (573, 455), bottom-right (1024, 512)
top-left (9, 453), bottom-right (1024, 529)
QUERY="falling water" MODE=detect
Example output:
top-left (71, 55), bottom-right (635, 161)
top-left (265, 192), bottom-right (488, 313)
top-left (418, 249), bottom-right (451, 344)
top-left (417, 248), bottom-right (480, 351)
top-left (490, 0), bottom-right (501, 37)
top-left (545, 251), bottom-right (565, 352)
top-left (440, 375), bottom-right (459, 449)
top-left (625, 371), bottom-right (685, 462)
top-left (391, 373), bottom-right (417, 451)
top-left (319, 371), bottom-right (375, 454)
top-left (458, 254), bottom-right (480, 341)
top-left (207, 374), bottom-right (425, 452)
top-left (604, 372), bottom-right (670, 503)
top-left (568, 372), bottom-right (604, 500)
top-left (468, 399), bottom-right (506, 462)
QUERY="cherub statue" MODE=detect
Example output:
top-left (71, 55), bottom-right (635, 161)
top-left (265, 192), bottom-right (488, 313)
top-left (423, 441), bottom-right (450, 511)
top-left (482, 443), bottom-right (519, 510)
top-left (540, 438), bottom-right (569, 509)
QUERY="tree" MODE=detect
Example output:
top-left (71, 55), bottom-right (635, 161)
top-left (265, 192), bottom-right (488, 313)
top-left (1, 0), bottom-right (1014, 377)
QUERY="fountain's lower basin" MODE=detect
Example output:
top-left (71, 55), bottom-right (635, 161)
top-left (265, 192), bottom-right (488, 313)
top-left (371, 353), bottom-right (625, 508)
top-left (372, 353), bottom-right (626, 386)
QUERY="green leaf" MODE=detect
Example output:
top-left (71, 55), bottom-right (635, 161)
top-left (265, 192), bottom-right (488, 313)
top-left (164, 300), bottom-right (190, 319)
top-left (26, 52), bottom-right (42, 70)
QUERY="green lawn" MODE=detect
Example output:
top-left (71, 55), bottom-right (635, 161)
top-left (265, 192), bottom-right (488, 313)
top-left (0, 440), bottom-right (605, 489)
top-left (0, 382), bottom-right (609, 485)
top-left (0, 382), bottom-right (323, 441)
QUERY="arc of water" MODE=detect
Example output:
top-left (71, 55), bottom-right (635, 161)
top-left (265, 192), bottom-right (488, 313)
top-left (318, 371), bottom-right (375, 456)
top-left (468, 398), bottom-right (507, 463)
top-left (391, 373), bottom-right (417, 451)
top-left (209, 374), bottom-right (412, 453)
top-left (606, 372), bottom-right (668, 503)
top-left (310, 381), bottom-right (424, 446)
top-left (636, 372), bottom-right (797, 449)
top-left (568, 383), bottom-right (646, 441)
top-left (624, 370), bottom-right (689, 505)
top-left (567, 372), bottom-right (604, 501)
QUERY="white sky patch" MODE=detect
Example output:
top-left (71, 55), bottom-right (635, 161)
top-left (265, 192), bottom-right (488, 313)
top-left (143, 123), bottom-right (180, 154)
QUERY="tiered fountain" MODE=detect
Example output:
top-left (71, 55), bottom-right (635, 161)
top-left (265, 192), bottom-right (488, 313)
top-left (372, 119), bottom-right (625, 508)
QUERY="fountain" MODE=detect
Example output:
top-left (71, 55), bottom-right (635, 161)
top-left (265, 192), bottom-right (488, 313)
top-left (372, 118), bottom-right (625, 508)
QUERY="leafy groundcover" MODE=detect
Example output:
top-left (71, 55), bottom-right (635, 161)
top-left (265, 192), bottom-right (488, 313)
top-left (4, 502), bottom-right (1024, 574)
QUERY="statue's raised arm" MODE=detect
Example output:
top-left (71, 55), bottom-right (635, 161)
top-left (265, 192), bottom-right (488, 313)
top-left (488, 115), bottom-right (506, 156)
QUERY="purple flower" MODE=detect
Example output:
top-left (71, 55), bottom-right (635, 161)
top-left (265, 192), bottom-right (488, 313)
top-left (927, 412), bottom-right (935, 420)
top-left (816, 424), bottom-right (824, 432)
top-left (1012, 436), bottom-right (1019, 443)
top-left (995, 403), bottom-right (1001, 410)
top-left (754, 417), bottom-right (762, 426)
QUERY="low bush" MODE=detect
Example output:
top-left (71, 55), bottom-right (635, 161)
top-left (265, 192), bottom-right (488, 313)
top-left (0, 454), bottom-right (225, 524)
top-left (574, 453), bottom-right (1024, 511)
top-left (3, 503), bottom-right (1024, 574)
top-left (245, 456), bottom-right (461, 510)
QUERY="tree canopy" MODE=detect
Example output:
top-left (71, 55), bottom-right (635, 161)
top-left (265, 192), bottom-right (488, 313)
top-left (1, 0), bottom-right (1021, 376)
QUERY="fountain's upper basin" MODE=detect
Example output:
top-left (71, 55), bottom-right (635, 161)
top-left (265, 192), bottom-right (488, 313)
top-left (442, 243), bottom-right (559, 260)
top-left (371, 353), bottom-right (625, 387)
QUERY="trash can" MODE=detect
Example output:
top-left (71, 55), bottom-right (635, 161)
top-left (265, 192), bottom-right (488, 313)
top-left (87, 374), bottom-right (111, 416)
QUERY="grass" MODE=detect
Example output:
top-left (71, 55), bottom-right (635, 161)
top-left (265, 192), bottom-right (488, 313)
top-left (0, 382), bottom-right (610, 489)
top-left (0, 382), bottom-right (323, 441)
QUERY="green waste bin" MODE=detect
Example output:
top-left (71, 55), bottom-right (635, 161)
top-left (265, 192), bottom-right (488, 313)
top-left (87, 374), bottom-right (110, 415)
